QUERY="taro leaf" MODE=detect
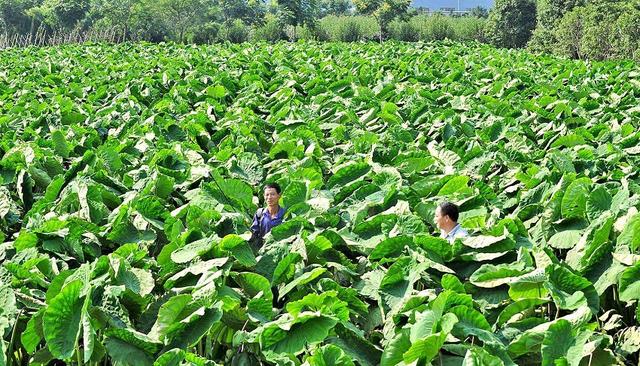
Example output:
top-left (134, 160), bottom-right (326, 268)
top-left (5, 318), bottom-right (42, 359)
top-left (541, 319), bottom-right (591, 366)
top-left (369, 235), bottom-right (412, 260)
top-left (414, 235), bottom-right (452, 261)
top-left (228, 153), bottom-right (263, 186)
top-left (282, 180), bottom-right (308, 209)
top-left (149, 294), bottom-right (194, 341)
top-left (235, 272), bottom-right (273, 301)
top-left (279, 267), bottom-right (327, 300)
top-left (43, 280), bottom-right (84, 360)
top-left (205, 170), bottom-right (255, 213)
top-left (462, 228), bottom-right (508, 249)
top-left (441, 274), bottom-right (465, 294)
top-left (618, 213), bottom-right (640, 252)
top-left (166, 306), bottom-right (222, 349)
top-left (82, 290), bottom-right (96, 362)
top-left (496, 298), bottom-right (549, 328)
top-left (104, 337), bottom-right (154, 366)
top-left (585, 186), bottom-right (611, 223)
top-left (548, 230), bottom-right (581, 250)
top-left (262, 315), bottom-right (338, 355)
top-left (565, 213), bottom-right (614, 273)
top-left (14, 230), bottom-right (39, 251)
top-left (449, 305), bottom-right (491, 335)
top-left (21, 310), bottom-right (43, 354)
top-left (170, 237), bottom-right (217, 264)
top-left (306, 344), bottom-right (355, 366)
top-left (220, 234), bottom-right (256, 267)
top-left (508, 306), bottom-right (592, 357)
top-left (561, 178), bottom-right (591, 220)
top-left (616, 326), bottom-right (640, 357)
top-left (153, 348), bottom-right (185, 366)
top-left (380, 330), bottom-right (411, 366)
top-left (51, 130), bottom-right (70, 158)
top-left (437, 175), bottom-right (470, 197)
top-left (470, 263), bottom-right (530, 288)
top-left (285, 292), bottom-right (349, 321)
top-left (618, 262), bottom-right (640, 303)
top-left (508, 269), bottom-right (548, 300)
top-left (403, 313), bottom-right (458, 364)
top-left (272, 252), bottom-right (303, 285)
top-left (326, 324), bottom-right (382, 366)
top-left (544, 264), bottom-right (599, 315)
top-left (327, 162), bottom-right (371, 189)
top-left (106, 328), bottom-right (161, 355)
top-left (462, 347), bottom-right (505, 366)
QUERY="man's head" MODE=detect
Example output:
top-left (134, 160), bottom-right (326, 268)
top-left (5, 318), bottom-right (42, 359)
top-left (434, 202), bottom-right (459, 231)
top-left (264, 182), bottom-right (281, 207)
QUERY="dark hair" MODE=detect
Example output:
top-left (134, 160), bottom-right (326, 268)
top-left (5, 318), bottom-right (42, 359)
top-left (264, 182), bottom-right (281, 194)
top-left (438, 202), bottom-right (459, 222)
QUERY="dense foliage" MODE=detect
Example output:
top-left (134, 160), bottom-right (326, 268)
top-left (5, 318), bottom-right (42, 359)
top-left (484, 0), bottom-right (536, 49)
top-left (1, 41), bottom-right (640, 365)
top-left (528, 0), bottom-right (640, 61)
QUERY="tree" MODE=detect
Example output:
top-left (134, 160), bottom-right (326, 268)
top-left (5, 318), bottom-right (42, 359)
top-left (0, 0), bottom-right (42, 34)
top-left (484, 0), bottom-right (536, 48)
top-left (469, 6), bottom-right (488, 18)
top-left (527, 0), bottom-right (585, 52)
top-left (85, 0), bottom-right (138, 39)
top-left (154, 0), bottom-right (206, 42)
top-left (278, 0), bottom-right (320, 28)
top-left (319, 0), bottom-right (352, 17)
top-left (30, 0), bottom-right (90, 30)
top-left (352, 0), bottom-right (411, 41)
top-left (221, 0), bottom-right (266, 25)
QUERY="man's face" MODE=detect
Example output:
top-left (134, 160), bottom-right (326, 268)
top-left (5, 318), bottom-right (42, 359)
top-left (434, 206), bottom-right (448, 230)
top-left (264, 187), bottom-right (280, 207)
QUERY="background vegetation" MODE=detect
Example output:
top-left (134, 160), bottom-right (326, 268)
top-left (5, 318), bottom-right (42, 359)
top-left (1, 0), bottom-right (638, 60)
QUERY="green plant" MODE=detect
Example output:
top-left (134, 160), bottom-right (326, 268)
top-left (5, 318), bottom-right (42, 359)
top-left (1, 41), bottom-right (639, 366)
top-left (485, 0), bottom-right (537, 48)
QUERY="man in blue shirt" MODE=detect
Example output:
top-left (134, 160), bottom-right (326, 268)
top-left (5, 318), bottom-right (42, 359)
top-left (434, 201), bottom-right (468, 243)
top-left (250, 182), bottom-right (286, 251)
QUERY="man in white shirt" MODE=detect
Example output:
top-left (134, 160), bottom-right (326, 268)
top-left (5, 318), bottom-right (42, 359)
top-left (434, 202), bottom-right (468, 243)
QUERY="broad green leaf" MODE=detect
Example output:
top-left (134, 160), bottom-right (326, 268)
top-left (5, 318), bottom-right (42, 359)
top-left (462, 347), bottom-right (505, 366)
top-left (105, 337), bottom-right (154, 366)
top-left (619, 262), bottom-right (640, 303)
top-left (618, 213), bottom-right (640, 252)
top-left (541, 320), bottom-right (591, 366)
top-left (380, 330), bottom-right (411, 366)
top-left (327, 162), bottom-right (370, 189)
top-left (470, 263), bottom-right (530, 288)
top-left (496, 298), bottom-right (549, 327)
top-left (306, 344), bottom-right (355, 366)
top-left (279, 267), bottom-right (327, 299)
top-left (561, 178), bottom-right (591, 219)
top-left (43, 280), bottom-right (84, 360)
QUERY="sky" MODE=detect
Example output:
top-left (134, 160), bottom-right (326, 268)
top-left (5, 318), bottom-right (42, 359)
top-left (411, 0), bottom-right (494, 9)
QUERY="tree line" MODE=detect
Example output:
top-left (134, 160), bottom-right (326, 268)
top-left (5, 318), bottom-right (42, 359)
top-left (0, 0), bottom-right (638, 61)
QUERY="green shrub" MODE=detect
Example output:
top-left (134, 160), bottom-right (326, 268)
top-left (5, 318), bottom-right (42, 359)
top-left (554, 8), bottom-right (584, 58)
top-left (389, 20), bottom-right (419, 42)
top-left (485, 0), bottom-right (537, 48)
top-left (390, 15), bottom-right (484, 42)
top-left (192, 22), bottom-right (221, 44)
top-left (223, 19), bottom-right (249, 43)
top-left (252, 14), bottom-right (287, 42)
top-left (429, 14), bottom-right (455, 40)
top-left (319, 16), bottom-right (379, 41)
top-left (451, 16), bottom-right (486, 42)
top-left (528, 0), bottom-right (585, 53)
top-left (553, 0), bottom-right (640, 61)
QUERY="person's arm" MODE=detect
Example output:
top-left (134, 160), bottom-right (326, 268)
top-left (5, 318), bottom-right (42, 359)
top-left (250, 211), bottom-right (260, 236)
